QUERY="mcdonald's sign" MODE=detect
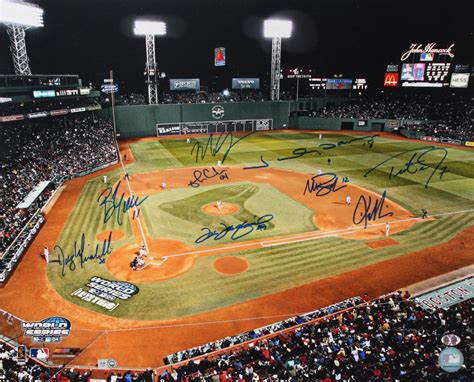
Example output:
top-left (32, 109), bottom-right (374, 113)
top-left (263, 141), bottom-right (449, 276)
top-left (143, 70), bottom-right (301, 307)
top-left (384, 73), bottom-right (399, 87)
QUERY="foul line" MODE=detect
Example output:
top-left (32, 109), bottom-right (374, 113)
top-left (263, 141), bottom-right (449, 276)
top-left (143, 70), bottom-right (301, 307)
top-left (144, 208), bottom-right (474, 268)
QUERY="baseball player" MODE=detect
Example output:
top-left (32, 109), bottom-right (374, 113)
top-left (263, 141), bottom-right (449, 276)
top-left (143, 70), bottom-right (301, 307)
top-left (43, 246), bottom-right (49, 263)
top-left (103, 175), bottom-right (108, 184)
top-left (139, 245), bottom-right (147, 258)
top-left (217, 200), bottom-right (223, 210)
top-left (186, 138), bottom-right (191, 144)
top-left (385, 222), bottom-right (390, 238)
top-left (161, 181), bottom-right (167, 190)
top-left (345, 195), bottom-right (351, 205)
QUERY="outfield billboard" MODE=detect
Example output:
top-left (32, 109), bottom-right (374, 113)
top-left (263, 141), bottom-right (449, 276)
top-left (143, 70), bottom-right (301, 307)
top-left (232, 78), bottom-right (260, 90)
top-left (170, 79), bottom-right (200, 91)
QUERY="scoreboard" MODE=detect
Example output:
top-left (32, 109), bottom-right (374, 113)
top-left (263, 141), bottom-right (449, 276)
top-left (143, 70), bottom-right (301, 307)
top-left (156, 119), bottom-right (273, 136)
top-left (384, 42), bottom-right (470, 88)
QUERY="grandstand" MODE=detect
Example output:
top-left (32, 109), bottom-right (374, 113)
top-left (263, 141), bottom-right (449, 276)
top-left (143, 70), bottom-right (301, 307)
top-left (0, 0), bottom-right (472, 381)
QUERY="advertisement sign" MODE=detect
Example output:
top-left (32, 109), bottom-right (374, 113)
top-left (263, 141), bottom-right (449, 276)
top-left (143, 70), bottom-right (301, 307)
top-left (33, 90), bottom-right (56, 99)
top-left (388, 120), bottom-right (400, 128)
top-left (414, 277), bottom-right (473, 312)
top-left (358, 120), bottom-right (367, 127)
top-left (231, 78), bottom-right (260, 90)
top-left (27, 112), bottom-right (48, 119)
top-left (454, 64), bottom-right (470, 73)
top-left (400, 43), bottom-right (455, 61)
top-left (0, 97), bottom-right (12, 103)
top-left (157, 123), bottom-right (181, 136)
top-left (101, 84), bottom-right (118, 94)
top-left (465, 141), bottom-right (474, 147)
top-left (79, 88), bottom-right (91, 95)
top-left (21, 317), bottom-right (72, 343)
top-left (71, 276), bottom-right (139, 312)
top-left (70, 107), bottom-right (86, 113)
top-left (401, 63), bottom-right (425, 81)
top-left (386, 64), bottom-right (399, 72)
top-left (326, 78), bottom-right (353, 89)
top-left (169, 79), bottom-right (200, 91)
top-left (214, 47), bottom-right (226, 66)
top-left (384, 73), bottom-right (399, 87)
top-left (0, 114), bottom-right (25, 122)
top-left (50, 109), bottom-right (69, 116)
top-left (450, 73), bottom-right (470, 88)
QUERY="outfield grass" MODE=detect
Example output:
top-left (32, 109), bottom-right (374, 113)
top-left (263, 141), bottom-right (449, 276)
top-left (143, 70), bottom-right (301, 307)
top-left (47, 132), bottom-right (474, 319)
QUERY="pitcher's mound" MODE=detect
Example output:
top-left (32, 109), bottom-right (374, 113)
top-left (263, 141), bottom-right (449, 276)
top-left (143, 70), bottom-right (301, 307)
top-left (96, 230), bottom-right (125, 242)
top-left (213, 256), bottom-right (249, 275)
top-left (202, 202), bottom-right (239, 216)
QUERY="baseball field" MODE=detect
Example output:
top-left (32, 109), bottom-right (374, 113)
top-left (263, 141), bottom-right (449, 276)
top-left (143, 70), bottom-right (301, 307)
top-left (1, 130), bottom-right (473, 368)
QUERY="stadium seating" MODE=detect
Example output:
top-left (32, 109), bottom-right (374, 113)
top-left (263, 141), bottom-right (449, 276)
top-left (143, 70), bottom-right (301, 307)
top-left (0, 114), bottom-right (117, 261)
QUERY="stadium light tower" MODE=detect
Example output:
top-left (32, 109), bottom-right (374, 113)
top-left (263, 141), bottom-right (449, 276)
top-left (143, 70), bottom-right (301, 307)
top-left (264, 19), bottom-right (292, 101)
top-left (134, 20), bottom-right (166, 105)
top-left (0, 0), bottom-right (44, 75)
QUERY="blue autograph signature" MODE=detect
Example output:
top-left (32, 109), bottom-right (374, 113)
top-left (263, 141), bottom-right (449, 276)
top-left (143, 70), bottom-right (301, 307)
top-left (191, 132), bottom-right (254, 164)
top-left (50, 232), bottom-right (113, 277)
top-left (244, 147), bottom-right (321, 170)
top-left (188, 167), bottom-right (229, 188)
top-left (319, 135), bottom-right (378, 150)
top-left (352, 191), bottom-right (394, 229)
top-left (303, 173), bottom-right (347, 196)
top-left (97, 181), bottom-right (148, 225)
top-left (195, 214), bottom-right (274, 243)
top-left (364, 146), bottom-right (448, 188)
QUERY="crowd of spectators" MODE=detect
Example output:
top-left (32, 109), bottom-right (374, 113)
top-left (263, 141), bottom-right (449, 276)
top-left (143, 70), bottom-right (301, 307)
top-left (0, 292), bottom-right (470, 381)
top-left (161, 91), bottom-right (266, 104)
top-left (0, 98), bottom-right (100, 117)
top-left (159, 292), bottom-right (471, 381)
top-left (0, 114), bottom-right (117, 255)
top-left (166, 297), bottom-right (363, 364)
top-left (312, 93), bottom-right (473, 141)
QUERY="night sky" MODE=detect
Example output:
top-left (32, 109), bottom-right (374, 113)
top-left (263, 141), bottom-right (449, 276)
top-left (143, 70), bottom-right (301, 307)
top-left (0, 0), bottom-right (472, 92)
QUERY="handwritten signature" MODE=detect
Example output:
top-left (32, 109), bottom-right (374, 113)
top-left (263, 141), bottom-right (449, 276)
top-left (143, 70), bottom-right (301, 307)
top-left (191, 132), bottom-right (254, 164)
top-left (195, 214), bottom-right (274, 243)
top-left (51, 232), bottom-right (113, 277)
top-left (352, 191), bottom-right (394, 229)
top-left (364, 146), bottom-right (448, 188)
top-left (188, 167), bottom-right (229, 188)
top-left (97, 181), bottom-right (148, 225)
top-left (319, 135), bottom-right (378, 150)
top-left (303, 173), bottom-right (347, 196)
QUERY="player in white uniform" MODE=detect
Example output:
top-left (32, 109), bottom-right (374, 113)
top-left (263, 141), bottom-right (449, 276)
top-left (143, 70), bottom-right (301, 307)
top-left (345, 195), bottom-right (351, 205)
top-left (385, 222), bottom-right (390, 238)
top-left (217, 200), bottom-right (223, 210)
top-left (43, 246), bottom-right (49, 263)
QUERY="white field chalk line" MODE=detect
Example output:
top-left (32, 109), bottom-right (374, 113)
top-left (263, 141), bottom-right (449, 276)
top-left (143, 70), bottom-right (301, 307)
top-left (144, 208), bottom-right (474, 268)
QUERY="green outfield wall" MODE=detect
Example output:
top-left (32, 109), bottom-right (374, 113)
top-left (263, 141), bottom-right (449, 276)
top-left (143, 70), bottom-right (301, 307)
top-left (100, 98), bottom-right (406, 138)
top-left (104, 101), bottom-right (291, 138)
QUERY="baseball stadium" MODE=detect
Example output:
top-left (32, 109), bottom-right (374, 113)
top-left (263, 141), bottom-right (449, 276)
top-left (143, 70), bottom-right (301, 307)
top-left (0, 0), bottom-right (473, 381)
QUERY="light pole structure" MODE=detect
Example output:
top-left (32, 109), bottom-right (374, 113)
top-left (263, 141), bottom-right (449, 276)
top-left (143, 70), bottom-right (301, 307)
top-left (263, 19), bottom-right (292, 101)
top-left (134, 20), bottom-right (166, 105)
top-left (0, 0), bottom-right (44, 75)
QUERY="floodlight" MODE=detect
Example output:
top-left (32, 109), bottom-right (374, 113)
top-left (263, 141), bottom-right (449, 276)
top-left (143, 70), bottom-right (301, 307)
top-left (134, 20), bottom-right (166, 36)
top-left (263, 19), bottom-right (292, 39)
top-left (0, 0), bottom-right (44, 27)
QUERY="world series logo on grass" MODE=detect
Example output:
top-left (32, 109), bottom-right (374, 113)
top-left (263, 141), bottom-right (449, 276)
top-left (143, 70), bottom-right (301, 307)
top-left (21, 317), bottom-right (71, 343)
